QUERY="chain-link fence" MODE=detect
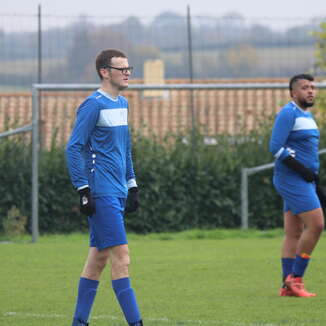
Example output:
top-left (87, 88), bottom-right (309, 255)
top-left (0, 9), bottom-right (325, 91)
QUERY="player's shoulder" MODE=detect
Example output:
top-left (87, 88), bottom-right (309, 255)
top-left (77, 92), bottom-right (101, 112)
top-left (276, 102), bottom-right (296, 118)
top-left (92, 90), bottom-right (128, 108)
top-left (85, 90), bottom-right (113, 107)
top-left (88, 90), bottom-right (105, 103)
top-left (280, 101), bottom-right (296, 112)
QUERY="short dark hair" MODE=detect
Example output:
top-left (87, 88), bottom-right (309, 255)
top-left (95, 49), bottom-right (127, 79)
top-left (289, 73), bottom-right (314, 92)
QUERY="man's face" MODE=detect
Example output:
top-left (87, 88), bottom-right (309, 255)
top-left (291, 79), bottom-right (316, 109)
top-left (105, 57), bottom-right (131, 90)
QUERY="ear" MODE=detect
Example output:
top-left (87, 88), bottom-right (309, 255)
top-left (99, 68), bottom-right (110, 79)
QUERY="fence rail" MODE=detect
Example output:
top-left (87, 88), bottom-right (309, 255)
top-left (32, 82), bottom-right (326, 90)
top-left (0, 124), bottom-right (32, 139)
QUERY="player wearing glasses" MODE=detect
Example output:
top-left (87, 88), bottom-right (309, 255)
top-left (66, 49), bottom-right (143, 326)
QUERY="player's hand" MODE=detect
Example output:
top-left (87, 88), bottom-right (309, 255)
top-left (78, 187), bottom-right (95, 216)
top-left (125, 187), bottom-right (139, 213)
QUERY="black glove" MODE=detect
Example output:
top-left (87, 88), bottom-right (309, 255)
top-left (282, 156), bottom-right (316, 182)
top-left (78, 187), bottom-right (95, 216)
top-left (315, 175), bottom-right (326, 208)
top-left (125, 187), bottom-right (139, 214)
top-left (317, 185), bottom-right (326, 208)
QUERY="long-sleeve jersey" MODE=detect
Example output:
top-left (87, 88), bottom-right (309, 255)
top-left (269, 101), bottom-right (320, 176)
top-left (66, 89), bottom-right (136, 198)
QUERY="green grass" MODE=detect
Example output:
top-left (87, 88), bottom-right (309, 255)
top-left (1, 229), bottom-right (326, 326)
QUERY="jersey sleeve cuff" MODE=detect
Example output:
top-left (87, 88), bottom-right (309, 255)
top-left (77, 184), bottom-right (89, 191)
top-left (274, 147), bottom-right (284, 159)
top-left (127, 178), bottom-right (137, 189)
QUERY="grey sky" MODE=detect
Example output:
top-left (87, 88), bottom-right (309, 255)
top-left (2, 0), bottom-right (326, 19)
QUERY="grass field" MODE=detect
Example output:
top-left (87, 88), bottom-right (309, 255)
top-left (1, 229), bottom-right (326, 326)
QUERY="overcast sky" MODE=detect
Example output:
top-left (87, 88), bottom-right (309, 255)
top-left (2, 0), bottom-right (326, 19)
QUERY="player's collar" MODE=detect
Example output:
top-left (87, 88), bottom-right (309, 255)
top-left (291, 101), bottom-right (310, 113)
top-left (97, 88), bottom-right (119, 102)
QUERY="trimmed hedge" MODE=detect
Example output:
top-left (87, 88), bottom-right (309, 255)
top-left (1, 109), bottom-right (326, 234)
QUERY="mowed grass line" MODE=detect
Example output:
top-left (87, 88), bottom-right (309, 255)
top-left (1, 230), bottom-right (326, 326)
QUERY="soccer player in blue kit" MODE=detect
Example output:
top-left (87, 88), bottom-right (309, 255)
top-left (269, 74), bottom-right (324, 297)
top-left (66, 49), bottom-right (143, 325)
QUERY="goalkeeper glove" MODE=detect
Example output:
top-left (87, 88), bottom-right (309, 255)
top-left (317, 185), bottom-right (326, 208)
top-left (78, 187), bottom-right (95, 216)
top-left (125, 187), bottom-right (139, 213)
top-left (314, 174), bottom-right (326, 208)
top-left (282, 156), bottom-right (316, 182)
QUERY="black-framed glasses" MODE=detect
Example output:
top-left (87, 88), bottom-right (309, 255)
top-left (106, 66), bottom-right (133, 74)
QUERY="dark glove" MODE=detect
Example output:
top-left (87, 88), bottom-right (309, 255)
top-left (125, 187), bottom-right (139, 214)
top-left (78, 187), bottom-right (95, 216)
top-left (282, 156), bottom-right (316, 182)
top-left (317, 185), bottom-right (326, 208)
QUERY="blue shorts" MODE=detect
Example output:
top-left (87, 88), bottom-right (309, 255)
top-left (273, 174), bottom-right (320, 215)
top-left (88, 196), bottom-right (128, 250)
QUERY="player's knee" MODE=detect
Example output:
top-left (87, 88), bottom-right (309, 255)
top-left (115, 254), bottom-right (130, 269)
top-left (312, 222), bottom-right (324, 235)
top-left (111, 252), bottom-right (130, 274)
top-left (96, 253), bottom-right (109, 270)
top-left (285, 229), bottom-right (302, 240)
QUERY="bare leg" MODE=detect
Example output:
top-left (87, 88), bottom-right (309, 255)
top-left (283, 208), bottom-right (324, 297)
top-left (109, 244), bottom-right (142, 325)
top-left (81, 246), bottom-right (110, 280)
top-left (108, 244), bottom-right (130, 280)
top-left (296, 207), bottom-right (324, 255)
top-left (72, 247), bottom-right (110, 325)
top-left (282, 210), bottom-right (304, 258)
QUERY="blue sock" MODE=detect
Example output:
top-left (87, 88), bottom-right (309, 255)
top-left (72, 277), bottom-right (99, 325)
top-left (112, 277), bottom-right (141, 325)
top-left (293, 254), bottom-right (310, 277)
top-left (282, 257), bottom-right (295, 280)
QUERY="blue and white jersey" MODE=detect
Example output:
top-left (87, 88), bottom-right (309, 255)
top-left (66, 89), bottom-right (136, 198)
top-left (269, 101), bottom-right (320, 176)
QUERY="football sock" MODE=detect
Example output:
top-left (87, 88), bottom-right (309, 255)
top-left (282, 257), bottom-right (295, 281)
top-left (112, 277), bottom-right (141, 325)
top-left (292, 253), bottom-right (311, 278)
top-left (72, 277), bottom-right (99, 325)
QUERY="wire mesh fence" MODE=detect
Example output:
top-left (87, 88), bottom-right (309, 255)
top-left (0, 10), bottom-right (325, 91)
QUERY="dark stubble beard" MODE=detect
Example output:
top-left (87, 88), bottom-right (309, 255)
top-left (298, 99), bottom-right (314, 109)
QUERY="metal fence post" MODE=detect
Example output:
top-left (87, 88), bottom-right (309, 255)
top-left (31, 86), bottom-right (39, 242)
top-left (241, 168), bottom-right (249, 229)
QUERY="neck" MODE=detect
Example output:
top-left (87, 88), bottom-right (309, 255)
top-left (293, 100), bottom-right (308, 111)
top-left (100, 80), bottom-right (120, 98)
